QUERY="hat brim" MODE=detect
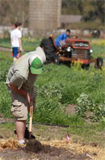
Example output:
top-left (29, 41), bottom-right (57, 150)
top-left (30, 67), bottom-right (43, 74)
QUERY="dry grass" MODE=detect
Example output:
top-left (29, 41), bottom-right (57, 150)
top-left (0, 138), bottom-right (105, 160)
top-left (42, 139), bottom-right (105, 160)
top-left (0, 138), bottom-right (24, 150)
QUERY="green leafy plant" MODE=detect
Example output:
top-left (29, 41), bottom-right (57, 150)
top-left (76, 93), bottom-right (93, 117)
top-left (76, 93), bottom-right (105, 122)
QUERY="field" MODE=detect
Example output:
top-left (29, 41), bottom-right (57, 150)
top-left (0, 37), bottom-right (105, 160)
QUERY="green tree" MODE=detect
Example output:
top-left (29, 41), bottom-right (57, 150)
top-left (62, 0), bottom-right (83, 15)
top-left (0, 0), bottom-right (29, 26)
top-left (95, 0), bottom-right (105, 25)
top-left (82, 0), bottom-right (105, 25)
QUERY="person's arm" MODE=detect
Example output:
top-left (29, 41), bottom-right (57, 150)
top-left (11, 38), bottom-right (13, 48)
top-left (18, 30), bottom-right (23, 51)
top-left (9, 72), bottom-right (29, 97)
top-left (30, 86), bottom-right (36, 111)
top-left (62, 33), bottom-right (67, 40)
top-left (10, 72), bottom-right (25, 89)
top-left (19, 38), bottom-right (23, 51)
top-left (56, 34), bottom-right (65, 47)
top-left (10, 32), bottom-right (13, 50)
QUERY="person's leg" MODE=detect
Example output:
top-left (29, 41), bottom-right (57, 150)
top-left (17, 47), bottom-right (21, 58)
top-left (13, 47), bottom-right (17, 61)
top-left (15, 120), bottom-right (26, 142)
top-left (13, 57), bottom-right (17, 61)
top-left (8, 89), bottom-right (28, 143)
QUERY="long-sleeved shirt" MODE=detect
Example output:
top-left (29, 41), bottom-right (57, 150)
top-left (56, 33), bottom-right (67, 47)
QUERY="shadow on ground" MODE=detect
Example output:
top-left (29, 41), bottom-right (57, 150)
top-left (0, 139), bottom-right (91, 160)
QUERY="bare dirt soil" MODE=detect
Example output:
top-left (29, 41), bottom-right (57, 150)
top-left (0, 118), bottom-right (105, 160)
top-left (65, 104), bottom-right (76, 115)
top-left (0, 139), bottom-right (93, 160)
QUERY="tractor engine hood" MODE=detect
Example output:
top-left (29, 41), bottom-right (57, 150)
top-left (65, 38), bottom-right (90, 50)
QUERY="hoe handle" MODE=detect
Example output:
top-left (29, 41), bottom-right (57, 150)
top-left (29, 104), bottom-right (33, 139)
top-left (27, 93), bottom-right (33, 139)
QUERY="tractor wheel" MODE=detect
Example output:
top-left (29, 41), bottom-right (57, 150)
top-left (96, 57), bottom-right (103, 69)
top-left (81, 63), bottom-right (90, 70)
top-left (54, 54), bottom-right (59, 64)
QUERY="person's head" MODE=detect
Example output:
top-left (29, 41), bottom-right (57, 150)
top-left (14, 22), bottom-right (22, 29)
top-left (29, 55), bottom-right (43, 74)
top-left (66, 29), bottom-right (71, 37)
top-left (18, 22), bottom-right (22, 29)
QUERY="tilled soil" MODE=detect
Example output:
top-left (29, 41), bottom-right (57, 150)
top-left (0, 121), bottom-right (105, 160)
top-left (0, 139), bottom-right (95, 160)
top-left (0, 148), bottom-right (89, 160)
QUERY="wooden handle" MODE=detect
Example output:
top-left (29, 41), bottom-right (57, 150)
top-left (29, 105), bottom-right (33, 139)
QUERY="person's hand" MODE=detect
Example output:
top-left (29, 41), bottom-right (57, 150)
top-left (20, 47), bottom-right (23, 52)
top-left (27, 93), bottom-right (31, 104)
top-left (11, 48), bottom-right (13, 52)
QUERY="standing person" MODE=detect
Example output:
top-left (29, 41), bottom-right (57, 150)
top-left (6, 46), bottom-right (46, 144)
top-left (10, 22), bottom-right (23, 61)
top-left (56, 29), bottom-right (71, 48)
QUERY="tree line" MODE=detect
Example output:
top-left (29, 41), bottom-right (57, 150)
top-left (0, 0), bottom-right (105, 28)
top-left (62, 0), bottom-right (105, 25)
top-left (0, 0), bottom-right (29, 27)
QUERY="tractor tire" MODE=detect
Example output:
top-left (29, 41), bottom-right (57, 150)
top-left (81, 63), bottom-right (90, 70)
top-left (54, 54), bottom-right (59, 64)
top-left (96, 57), bottom-right (103, 69)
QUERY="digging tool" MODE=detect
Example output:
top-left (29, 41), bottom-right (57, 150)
top-left (27, 93), bottom-right (33, 139)
top-left (29, 104), bottom-right (33, 139)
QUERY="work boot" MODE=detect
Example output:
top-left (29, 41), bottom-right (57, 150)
top-left (14, 127), bottom-right (35, 139)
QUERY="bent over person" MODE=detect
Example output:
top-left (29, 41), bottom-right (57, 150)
top-left (6, 47), bottom-right (46, 144)
top-left (10, 22), bottom-right (23, 61)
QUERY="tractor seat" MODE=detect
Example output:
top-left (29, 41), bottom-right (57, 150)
top-left (49, 34), bottom-right (58, 51)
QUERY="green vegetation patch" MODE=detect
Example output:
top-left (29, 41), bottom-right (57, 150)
top-left (0, 38), bottom-right (105, 125)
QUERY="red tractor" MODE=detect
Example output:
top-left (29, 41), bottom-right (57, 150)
top-left (40, 36), bottom-right (103, 69)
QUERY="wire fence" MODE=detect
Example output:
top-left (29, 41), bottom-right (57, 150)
top-left (0, 120), bottom-right (101, 130)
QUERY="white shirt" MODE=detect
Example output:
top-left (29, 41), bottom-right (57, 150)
top-left (11, 28), bottom-right (22, 47)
